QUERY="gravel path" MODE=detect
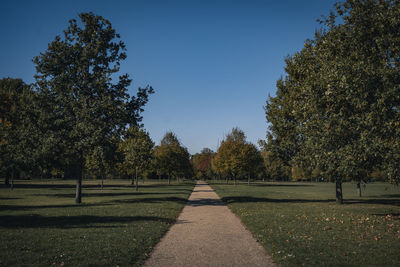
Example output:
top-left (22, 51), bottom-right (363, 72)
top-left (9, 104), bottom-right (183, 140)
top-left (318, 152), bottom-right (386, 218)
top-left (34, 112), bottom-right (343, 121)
top-left (143, 181), bottom-right (277, 267)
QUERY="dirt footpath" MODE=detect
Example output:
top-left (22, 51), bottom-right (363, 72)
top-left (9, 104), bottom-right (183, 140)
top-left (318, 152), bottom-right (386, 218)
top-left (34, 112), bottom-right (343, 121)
top-left (143, 181), bottom-right (277, 267)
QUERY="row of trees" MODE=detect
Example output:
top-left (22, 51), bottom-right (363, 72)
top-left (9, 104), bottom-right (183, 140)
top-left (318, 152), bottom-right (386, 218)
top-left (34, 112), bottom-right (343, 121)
top-left (192, 128), bottom-right (265, 185)
top-left (263, 0), bottom-right (400, 203)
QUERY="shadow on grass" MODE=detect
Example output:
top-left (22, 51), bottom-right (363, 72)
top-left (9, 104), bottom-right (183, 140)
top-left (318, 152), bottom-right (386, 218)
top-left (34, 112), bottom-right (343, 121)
top-left (0, 214), bottom-right (175, 228)
top-left (345, 198), bottom-right (400, 206)
top-left (0, 196), bottom-right (189, 211)
top-left (0, 197), bottom-right (21, 200)
top-left (221, 196), bottom-right (334, 204)
top-left (0, 182), bottom-right (194, 190)
top-left (188, 198), bottom-right (225, 206)
top-left (33, 191), bottom-right (191, 198)
top-left (221, 196), bottom-right (400, 206)
top-left (0, 202), bottom-right (113, 211)
top-left (113, 196), bottom-right (188, 205)
top-left (250, 183), bottom-right (315, 187)
top-left (208, 182), bottom-right (314, 187)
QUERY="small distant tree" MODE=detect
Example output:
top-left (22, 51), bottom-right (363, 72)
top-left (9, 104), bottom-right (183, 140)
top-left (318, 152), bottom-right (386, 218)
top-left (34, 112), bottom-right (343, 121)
top-left (118, 126), bottom-right (154, 191)
top-left (213, 128), bottom-right (263, 185)
top-left (152, 132), bottom-right (192, 184)
top-left (192, 148), bottom-right (215, 180)
top-left (239, 143), bottom-right (264, 185)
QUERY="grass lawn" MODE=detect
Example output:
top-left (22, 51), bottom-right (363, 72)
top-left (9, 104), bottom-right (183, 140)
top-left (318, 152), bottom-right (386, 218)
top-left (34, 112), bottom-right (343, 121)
top-left (0, 179), bottom-right (194, 266)
top-left (210, 181), bottom-right (400, 267)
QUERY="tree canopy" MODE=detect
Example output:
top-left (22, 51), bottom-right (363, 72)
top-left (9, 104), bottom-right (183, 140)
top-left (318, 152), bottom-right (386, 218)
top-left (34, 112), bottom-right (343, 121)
top-left (32, 12), bottom-right (153, 202)
top-left (212, 128), bottom-right (264, 185)
top-left (192, 148), bottom-right (215, 179)
top-left (152, 132), bottom-right (192, 184)
top-left (118, 126), bottom-right (154, 190)
top-left (264, 0), bottom-right (400, 203)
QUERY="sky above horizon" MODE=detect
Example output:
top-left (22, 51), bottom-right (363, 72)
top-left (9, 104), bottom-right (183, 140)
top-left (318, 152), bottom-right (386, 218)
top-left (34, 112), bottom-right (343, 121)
top-left (1, 0), bottom-right (337, 154)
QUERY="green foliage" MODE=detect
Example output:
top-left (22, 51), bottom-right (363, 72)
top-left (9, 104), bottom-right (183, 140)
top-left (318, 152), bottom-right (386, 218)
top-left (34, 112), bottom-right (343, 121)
top-left (117, 126), bottom-right (154, 182)
top-left (264, 0), bottom-right (400, 202)
top-left (152, 132), bottom-right (193, 182)
top-left (0, 78), bottom-right (33, 185)
top-left (259, 141), bottom-right (291, 181)
top-left (212, 128), bottom-right (264, 184)
top-left (32, 13), bottom-right (153, 202)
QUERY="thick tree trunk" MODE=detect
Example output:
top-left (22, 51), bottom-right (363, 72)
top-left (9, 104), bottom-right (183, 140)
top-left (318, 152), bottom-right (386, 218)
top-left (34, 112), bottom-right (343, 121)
top-left (75, 177), bottom-right (82, 204)
top-left (336, 179), bottom-right (343, 204)
top-left (357, 182), bottom-right (361, 197)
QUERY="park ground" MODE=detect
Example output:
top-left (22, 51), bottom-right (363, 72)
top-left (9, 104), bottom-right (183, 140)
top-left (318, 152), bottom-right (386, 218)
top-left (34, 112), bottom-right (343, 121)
top-left (0, 179), bottom-right (194, 266)
top-left (210, 181), bottom-right (400, 266)
top-left (1, 179), bottom-right (399, 266)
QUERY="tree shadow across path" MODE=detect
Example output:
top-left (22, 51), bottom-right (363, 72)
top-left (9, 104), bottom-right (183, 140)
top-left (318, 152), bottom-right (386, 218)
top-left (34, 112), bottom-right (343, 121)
top-left (187, 198), bottom-right (226, 206)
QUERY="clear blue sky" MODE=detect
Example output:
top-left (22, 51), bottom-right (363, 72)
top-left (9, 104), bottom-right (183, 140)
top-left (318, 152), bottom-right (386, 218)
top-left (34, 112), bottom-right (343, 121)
top-left (1, 0), bottom-right (337, 154)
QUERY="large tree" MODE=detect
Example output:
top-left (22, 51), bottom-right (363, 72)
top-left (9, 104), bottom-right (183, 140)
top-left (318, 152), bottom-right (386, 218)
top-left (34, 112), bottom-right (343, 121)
top-left (33, 13), bottom-right (153, 203)
top-left (265, 0), bottom-right (400, 203)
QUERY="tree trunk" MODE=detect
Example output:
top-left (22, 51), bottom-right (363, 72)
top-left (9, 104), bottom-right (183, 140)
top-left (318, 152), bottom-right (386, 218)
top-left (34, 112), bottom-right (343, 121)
top-left (101, 174), bottom-right (104, 190)
top-left (234, 177), bottom-right (237, 186)
top-left (336, 179), bottom-right (343, 204)
top-left (135, 167), bottom-right (138, 191)
top-left (5, 174), bottom-right (9, 187)
top-left (131, 174), bottom-right (135, 185)
top-left (248, 175), bottom-right (250, 185)
top-left (357, 182), bottom-right (361, 197)
top-left (75, 177), bottom-right (82, 204)
top-left (168, 175), bottom-right (171, 185)
top-left (10, 168), bottom-right (14, 190)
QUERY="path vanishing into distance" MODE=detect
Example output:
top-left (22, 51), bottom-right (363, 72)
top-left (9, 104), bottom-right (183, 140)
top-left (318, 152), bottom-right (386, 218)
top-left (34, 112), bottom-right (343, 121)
top-left (144, 181), bottom-right (277, 267)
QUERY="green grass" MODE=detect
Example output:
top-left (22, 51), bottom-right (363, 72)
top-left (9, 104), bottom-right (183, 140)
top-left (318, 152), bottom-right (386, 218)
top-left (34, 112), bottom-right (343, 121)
top-left (210, 181), bottom-right (400, 267)
top-left (0, 179), bottom-right (194, 266)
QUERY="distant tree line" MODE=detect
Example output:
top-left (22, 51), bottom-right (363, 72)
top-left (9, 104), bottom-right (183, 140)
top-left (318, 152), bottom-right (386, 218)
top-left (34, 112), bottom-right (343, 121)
top-left (262, 0), bottom-right (400, 203)
top-left (191, 128), bottom-right (265, 185)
